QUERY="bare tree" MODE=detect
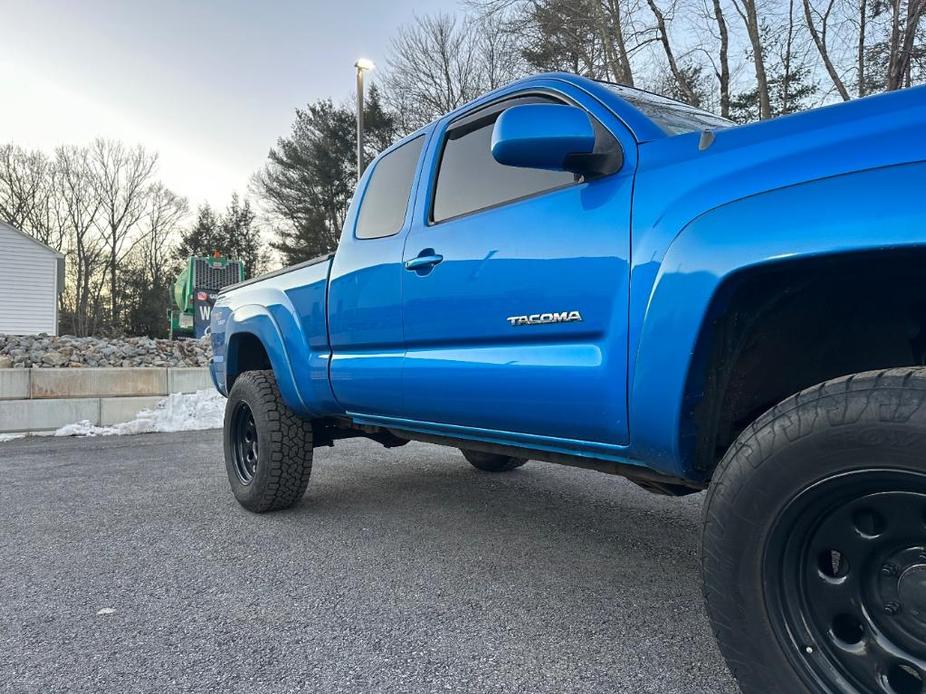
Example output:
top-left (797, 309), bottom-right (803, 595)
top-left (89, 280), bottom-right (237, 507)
top-left (469, 0), bottom-right (923, 122)
top-left (596, 0), bottom-right (637, 85)
top-left (687, 0), bottom-right (735, 116)
top-left (474, 0), bottom-right (641, 84)
top-left (646, 0), bottom-right (702, 104)
top-left (384, 10), bottom-right (532, 133)
top-left (473, 12), bottom-right (529, 90)
top-left (804, 0), bottom-right (853, 100)
top-left (858, 0), bottom-right (869, 95)
top-left (0, 145), bottom-right (52, 231)
top-left (118, 182), bottom-right (188, 337)
top-left (475, 0), bottom-right (596, 77)
top-left (142, 183), bottom-right (188, 288)
top-left (55, 146), bottom-right (107, 336)
top-left (25, 166), bottom-right (68, 252)
top-left (89, 139), bottom-right (158, 326)
top-left (731, 0), bottom-right (773, 118)
top-left (713, 0), bottom-right (732, 117)
top-left (884, 0), bottom-right (926, 90)
top-left (384, 14), bottom-right (484, 131)
top-left (782, 0), bottom-right (811, 112)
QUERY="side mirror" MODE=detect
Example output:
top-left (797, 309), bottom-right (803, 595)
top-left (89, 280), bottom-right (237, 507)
top-left (491, 104), bottom-right (614, 176)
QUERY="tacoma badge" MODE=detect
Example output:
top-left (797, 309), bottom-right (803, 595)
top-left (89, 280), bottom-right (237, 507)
top-left (506, 311), bottom-right (583, 326)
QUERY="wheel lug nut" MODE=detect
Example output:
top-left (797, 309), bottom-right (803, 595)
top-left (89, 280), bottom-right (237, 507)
top-left (884, 601), bottom-right (902, 616)
top-left (880, 563), bottom-right (899, 577)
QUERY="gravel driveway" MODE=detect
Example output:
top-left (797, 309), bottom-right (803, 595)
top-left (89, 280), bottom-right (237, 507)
top-left (1, 431), bottom-right (738, 693)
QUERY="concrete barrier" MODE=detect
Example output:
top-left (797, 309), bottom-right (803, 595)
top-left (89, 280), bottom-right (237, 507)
top-left (0, 398), bottom-right (100, 432)
top-left (99, 395), bottom-right (166, 426)
top-left (0, 369), bottom-right (30, 400)
top-left (0, 367), bottom-right (213, 433)
top-left (31, 368), bottom-right (168, 399)
top-left (167, 367), bottom-right (213, 394)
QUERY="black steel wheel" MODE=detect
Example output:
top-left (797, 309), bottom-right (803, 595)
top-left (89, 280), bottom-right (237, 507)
top-left (767, 469), bottom-right (926, 694)
top-left (703, 368), bottom-right (926, 694)
top-left (222, 370), bottom-right (314, 513)
top-left (230, 401), bottom-right (259, 484)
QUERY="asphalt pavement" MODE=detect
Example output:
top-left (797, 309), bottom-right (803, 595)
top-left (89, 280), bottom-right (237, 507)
top-left (0, 431), bottom-right (738, 693)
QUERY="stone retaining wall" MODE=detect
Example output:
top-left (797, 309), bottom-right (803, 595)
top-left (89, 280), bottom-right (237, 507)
top-left (0, 334), bottom-right (210, 369)
top-left (0, 367), bottom-right (214, 433)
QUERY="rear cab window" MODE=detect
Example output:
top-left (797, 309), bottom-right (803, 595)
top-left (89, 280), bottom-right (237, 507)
top-left (355, 135), bottom-right (425, 239)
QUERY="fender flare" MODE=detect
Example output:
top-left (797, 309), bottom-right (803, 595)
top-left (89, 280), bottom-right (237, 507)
top-left (628, 162), bottom-right (926, 477)
top-left (223, 304), bottom-right (311, 415)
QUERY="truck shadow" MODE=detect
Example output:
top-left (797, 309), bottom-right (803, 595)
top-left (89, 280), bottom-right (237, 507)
top-left (279, 440), bottom-right (707, 605)
top-left (233, 440), bottom-right (733, 691)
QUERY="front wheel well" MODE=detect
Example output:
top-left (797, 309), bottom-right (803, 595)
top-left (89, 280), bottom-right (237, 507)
top-left (685, 248), bottom-right (926, 477)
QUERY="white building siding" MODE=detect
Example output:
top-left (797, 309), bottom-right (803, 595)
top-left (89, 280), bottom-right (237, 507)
top-left (0, 224), bottom-right (61, 336)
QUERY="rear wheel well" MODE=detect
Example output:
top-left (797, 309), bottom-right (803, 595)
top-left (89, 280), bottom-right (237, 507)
top-left (227, 332), bottom-right (272, 390)
top-left (686, 249), bottom-right (926, 477)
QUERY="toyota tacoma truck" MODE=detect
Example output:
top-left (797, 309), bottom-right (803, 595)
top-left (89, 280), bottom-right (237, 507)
top-left (210, 73), bottom-right (926, 694)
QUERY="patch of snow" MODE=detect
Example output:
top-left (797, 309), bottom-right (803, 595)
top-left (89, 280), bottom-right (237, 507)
top-left (54, 389), bottom-right (226, 438)
top-left (96, 607), bottom-right (117, 616)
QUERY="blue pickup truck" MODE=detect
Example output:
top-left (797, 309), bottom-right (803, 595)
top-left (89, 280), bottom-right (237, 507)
top-left (210, 73), bottom-right (926, 693)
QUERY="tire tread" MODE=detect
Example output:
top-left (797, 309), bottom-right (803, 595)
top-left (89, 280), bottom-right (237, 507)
top-left (702, 367), bottom-right (926, 692)
top-left (225, 370), bottom-right (313, 513)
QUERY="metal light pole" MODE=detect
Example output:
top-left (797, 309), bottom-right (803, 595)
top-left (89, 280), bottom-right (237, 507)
top-left (354, 58), bottom-right (375, 179)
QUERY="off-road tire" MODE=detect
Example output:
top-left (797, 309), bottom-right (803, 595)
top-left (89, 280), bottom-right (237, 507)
top-left (702, 368), bottom-right (926, 693)
top-left (461, 449), bottom-right (528, 472)
top-left (223, 370), bottom-right (313, 513)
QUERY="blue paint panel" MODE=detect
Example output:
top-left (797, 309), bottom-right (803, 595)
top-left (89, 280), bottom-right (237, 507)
top-left (327, 249), bottom-right (406, 416)
top-left (209, 72), bottom-right (926, 483)
top-left (628, 83), bottom-right (926, 404)
top-left (401, 196), bottom-right (632, 443)
top-left (403, 340), bottom-right (606, 434)
top-left (211, 258), bottom-right (337, 417)
top-left (630, 161), bottom-right (926, 478)
top-left (397, 78), bottom-right (635, 444)
top-left (326, 129), bottom-right (432, 416)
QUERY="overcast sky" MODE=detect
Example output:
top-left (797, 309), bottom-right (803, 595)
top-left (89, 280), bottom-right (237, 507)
top-left (0, 0), bottom-right (457, 210)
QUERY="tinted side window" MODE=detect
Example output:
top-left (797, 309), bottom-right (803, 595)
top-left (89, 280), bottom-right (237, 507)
top-left (356, 136), bottom-right (425, 239)
top-left (432, 112), bottom-right (576, 223)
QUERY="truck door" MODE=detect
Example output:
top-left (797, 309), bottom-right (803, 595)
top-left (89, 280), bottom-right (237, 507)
top-left (399, 92), bottom-right (634, 446)
top-left (327, 134), bottom-right (426, 417)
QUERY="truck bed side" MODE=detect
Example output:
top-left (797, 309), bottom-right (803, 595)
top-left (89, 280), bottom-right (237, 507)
top-left (210, 254), bottom-right (337, 417)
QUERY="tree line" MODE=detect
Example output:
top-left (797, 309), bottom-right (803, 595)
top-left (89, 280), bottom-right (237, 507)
top-left (259, 0), bottom-right (925, 265)
top-left (2, 0), bottom-right (923, 336)
top-left (0, 141), bottom-right (267, 337)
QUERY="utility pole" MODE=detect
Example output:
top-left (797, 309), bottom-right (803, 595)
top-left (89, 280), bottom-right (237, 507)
top-left (354, 58), bottom-right (375, 178)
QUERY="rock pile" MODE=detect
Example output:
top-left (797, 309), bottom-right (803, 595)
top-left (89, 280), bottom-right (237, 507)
top-left (0, 334), bottom-right (212, 369)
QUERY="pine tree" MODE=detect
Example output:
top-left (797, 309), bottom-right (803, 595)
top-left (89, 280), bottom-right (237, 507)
top-left (173, 197), bottom-right (268, 278)
top-left (255, 93), bottom-right (398, 267)
top-left (730, 18), bottom-right (817, 122)
top-left (653, 62), bottom-right (712, 108)
top-left (363, 84), bottom-right (398, 157)
top-left (254, 100), bottom-right (354, 265)
top-left (221, 194), bottom-right (268, 278)
top-left (174, 205), bottom-right (225, 259)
